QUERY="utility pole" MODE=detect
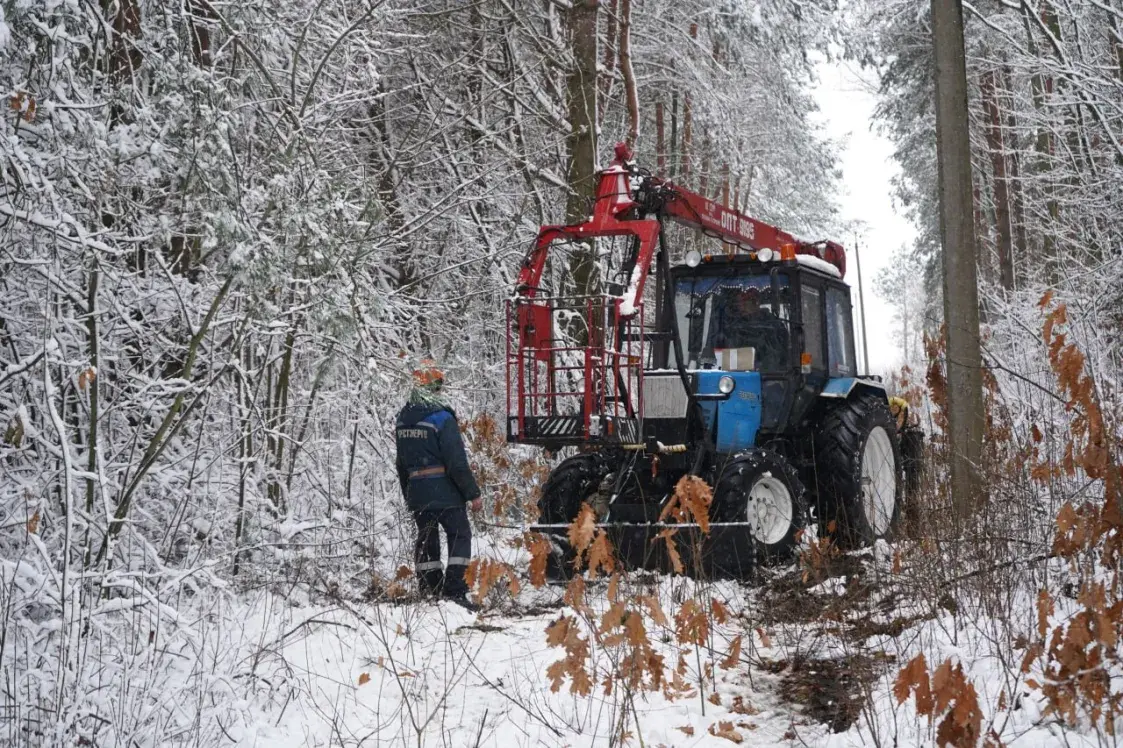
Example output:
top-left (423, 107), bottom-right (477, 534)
top-left (853, 238), bottom-right (871, 374)
top-left (931, 0), bottom-right (986, 513)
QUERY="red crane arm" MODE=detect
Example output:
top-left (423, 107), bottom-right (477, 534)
top-left (655, 177), bottom-right (846, 276)
top-left (514, 143), bottom-right (846, 311)
top-left (657, 180), bottom-right (796, 253)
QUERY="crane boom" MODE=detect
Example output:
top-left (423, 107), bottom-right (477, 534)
top-left (654, 178), bottom-right (798, 254)
top-left (514, 142), bottom-right (846, 314)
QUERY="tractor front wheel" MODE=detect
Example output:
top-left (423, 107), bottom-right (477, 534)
top-left (814, 393), bottom-right (902, 548)
top-left (712, 450), bottom-right (808, 564)
top-left (535, 454), bottom-right (610, 581)
top-left (537, 454), bottom-right (609, 524)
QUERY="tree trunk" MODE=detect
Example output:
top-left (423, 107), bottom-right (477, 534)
top-left (1111, 12), bottom-right (1123, 81)
top-left (186, 0), bottom-right (216, 67)
top-left (370, 80), bottom-right (413, 290)
top-left (599, 0), bottom-right (618, 119)
top-left (104, 0), bottom-right (142, 85)
top-left (979, 70), bottom-right (1014, 291)
top-left (564, 0), bottom-right (599, 300)
top-left (680, 23), bottom-right (697, 183)
top-left (998, 66), bottom-right (1028, 275)
top-left (669, 93), bottom-right (679, 178)
top-left (1023, 4), bottom-right (1059, 273)
top-left (931, 0), bottom-right (985, 514)
top-left (233, 338), bottom-right (252, 576)
top-left (619, 0), bottom-right (638, 148)
top-left (267, 321), bottom-right (298, 512)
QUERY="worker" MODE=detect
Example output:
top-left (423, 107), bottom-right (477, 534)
top-left (889, 395), bottom-right (924, 499)
top-left (395, 360), bottom-right (482, 611)
top-left (888, 396), bottom-right (913, 430)
top-left (711, 286), bottom-right (789, 370)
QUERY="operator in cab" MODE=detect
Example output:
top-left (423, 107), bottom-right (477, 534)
top-left (710, 286), bottom-right (790, 370)
top-left (395, 360), bottom-right (482, 612)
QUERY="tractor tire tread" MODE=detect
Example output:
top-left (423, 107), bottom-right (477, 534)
top-left (712, 449), bottom-right (809, 564)
top-left (537, 454), bottom-right (607, 524)
top-left (813, 392), bottom-right (901, 548)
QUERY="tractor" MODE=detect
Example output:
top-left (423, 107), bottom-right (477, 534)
top-left (506, 143), bottom-right (915, 580)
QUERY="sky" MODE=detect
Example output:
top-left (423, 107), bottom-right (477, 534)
top-left (810, 58), bottom-right (918, 376)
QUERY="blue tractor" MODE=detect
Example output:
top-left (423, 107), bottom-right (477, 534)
top-left (506, 144), bottom-right (913, 579)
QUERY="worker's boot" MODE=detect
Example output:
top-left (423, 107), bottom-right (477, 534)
top-left (442, 556), bottom-right (477, 612)
top-left (417, 566), bottom-right (444, 600)
top-left (444, 593), bottom-right (480, 613)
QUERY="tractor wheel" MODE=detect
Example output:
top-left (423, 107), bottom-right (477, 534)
top-left (537, 454), bottom-right (609, 524)
top-left (814, 393), bottom-right (902, 548)
top-left (711, 449), bottom-right (809, 564)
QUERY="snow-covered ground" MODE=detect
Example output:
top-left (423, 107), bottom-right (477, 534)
top-left (197, 547), bottom-right (1096, 747)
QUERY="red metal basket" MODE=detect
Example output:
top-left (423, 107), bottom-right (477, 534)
top-left (506, 295), bottom-right (644, 445)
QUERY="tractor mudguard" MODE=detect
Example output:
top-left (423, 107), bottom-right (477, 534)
top-left (819, 377), bottom-right (888, 402)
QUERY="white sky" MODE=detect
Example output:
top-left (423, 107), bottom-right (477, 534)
top-left (810, 58), bottom-right (918, 376)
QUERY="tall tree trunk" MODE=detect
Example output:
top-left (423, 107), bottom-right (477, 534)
top-left (980, 70), bottom-right (1015, 291)
top-left (371, 80), bottom-right (413, 290)
top-left (102, 0), bottom-right (142, 126)
top-left (998, 66), bottom-right (1029, 274)
top-left (1023, 3), bottom-right (1059, 273)
top-left (619, 0), bottom-right (638, 148)
top-left (680, 23), bottom-right (698, 183)
top-left (669, 93), bottom-right (679, 178)
top-left (564, 0), bottom-right (599, 300)
top-left (599, 0), bottom-right (618, 119)
top-left (1110, 12), bottom-right (1123, 81)
top-left (84, 265), bottom-right (99, 516)
top-left (104, 0), bottom-right (142, 85)
top-left (233, 339), bottom-right (253, 576)
top-left (186, 0), bottom-right (216, 67)
top-left (932, 0), bottom-right (985, 514)
top-left (267, 321), bottom-right (298, 512)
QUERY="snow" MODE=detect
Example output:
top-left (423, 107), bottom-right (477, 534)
top-left (617, 262), bottom-right (645, 317)
top-left (796, 254), bottom-right (842, 278)
top-left (233, 583), bottom-right (838, 747)
top-left (122, 559), bottom-right (1103, 748)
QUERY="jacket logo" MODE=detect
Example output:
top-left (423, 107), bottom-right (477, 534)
top-left (398, 428), bottom-right (428, 439)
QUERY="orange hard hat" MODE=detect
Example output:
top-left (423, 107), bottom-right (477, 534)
top-left (412, 359), bottom-right (444, 388)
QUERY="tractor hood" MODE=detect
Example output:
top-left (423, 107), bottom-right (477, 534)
top-left (693, 371), bottom-right (763, 454)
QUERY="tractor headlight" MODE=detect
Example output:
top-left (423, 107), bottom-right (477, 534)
top-left (685, 249), bottom-right (702, 268)
top-left (718, 375), bottom-right (736, 394)
top-left (757, 248), bottom-right (775, 263)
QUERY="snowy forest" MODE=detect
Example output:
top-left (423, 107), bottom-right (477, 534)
top-left (1, 0), bottom-right (1120, 745)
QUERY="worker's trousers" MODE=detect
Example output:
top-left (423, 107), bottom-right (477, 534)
top-left (412, 506), bottom-right (472, 597)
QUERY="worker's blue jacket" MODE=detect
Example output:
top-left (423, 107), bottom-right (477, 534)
top-left (394, 402), bottom-right (481, 511)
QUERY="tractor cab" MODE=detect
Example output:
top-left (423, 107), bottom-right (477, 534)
top-left (642, 251), bottom-right (861, 456)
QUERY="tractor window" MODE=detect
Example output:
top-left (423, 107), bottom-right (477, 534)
top-left (826, 286), bottom-right (855, 377)
top-left (801, 285), bottom-right (824, 369)
top-left (673, 274), bottom-right (791, 371)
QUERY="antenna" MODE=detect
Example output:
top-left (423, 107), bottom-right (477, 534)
top-left (853, 238), bottom-right (871, 374)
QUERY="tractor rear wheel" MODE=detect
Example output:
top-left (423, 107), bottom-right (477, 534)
top-left (814, 393), bottom-right (902, 548)
top-left (711, 450), bottom-right (808, 564)
top-left (537, 454), bottom-right (609, 524)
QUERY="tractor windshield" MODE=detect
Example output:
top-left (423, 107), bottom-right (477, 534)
top-left (673, 273), bottom-right (791, 371)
